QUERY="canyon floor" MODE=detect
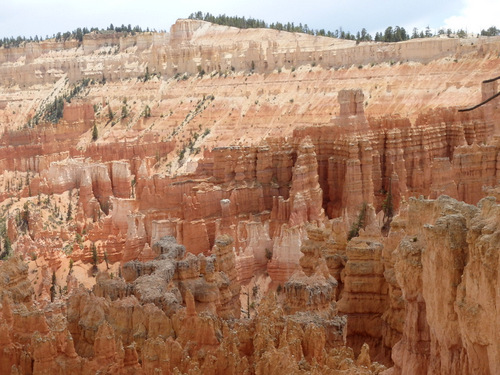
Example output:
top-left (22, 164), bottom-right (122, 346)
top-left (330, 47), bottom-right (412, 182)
top-left (0, 19), bottom-right (499, 374)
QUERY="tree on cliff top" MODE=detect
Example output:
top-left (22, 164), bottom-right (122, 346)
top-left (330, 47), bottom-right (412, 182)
top-left (481, 26), bottom-right (500, 36)
top-left (187, 12), bottom-right (426, 42)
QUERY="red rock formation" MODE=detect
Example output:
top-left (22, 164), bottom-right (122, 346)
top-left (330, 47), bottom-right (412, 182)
top-left (1, 18), bottom-right (500, 375)
top-left (337, 231), bottom-right (389, 362)
top-left (284, 225), bottom-right (338, 314)
top-left (268, 137), bottom-right (326, 282)
top-left (0, 240), bottom-right (386, 374)
top-left (385, 195), bottom-right (500, 375)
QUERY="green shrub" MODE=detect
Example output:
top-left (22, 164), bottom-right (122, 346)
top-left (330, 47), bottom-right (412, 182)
top-left (347, 202), bottom-right (367, 240)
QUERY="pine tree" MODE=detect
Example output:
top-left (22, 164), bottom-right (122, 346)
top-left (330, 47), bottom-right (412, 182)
top-left (347, 202), bottom-right (367, 240)
top-left (92, 124), bottom-right (98, 141)
top-left (50, 272), bottom-right (57, 302)
top-left (1, 236), bottom-right (12, 260)
top-left (92, 243), bottom-right (98, 266)
top-left (75, 28), bottom-right (83, 42)
top-left (91, 243), bottom-right (99, 275)
top-left (103, 251), bottom-right (109, 270)
top-left (67, 201), bottom-right (72, 221)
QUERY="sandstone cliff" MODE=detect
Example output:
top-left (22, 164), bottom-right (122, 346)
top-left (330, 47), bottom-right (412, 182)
top-left (383, 195), bottom-right (500, 374)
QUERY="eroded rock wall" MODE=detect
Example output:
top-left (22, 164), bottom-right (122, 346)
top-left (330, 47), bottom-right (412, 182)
top-left (384, 195), bottom-right (499, 375)
top-left (0, 236), bottom-right (385, 375)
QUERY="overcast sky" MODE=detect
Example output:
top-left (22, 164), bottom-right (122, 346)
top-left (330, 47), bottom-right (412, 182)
top-left (1, 0), bottom-right (499, 39)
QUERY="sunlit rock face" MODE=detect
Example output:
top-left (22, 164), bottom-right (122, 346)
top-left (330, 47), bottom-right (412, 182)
top-left (0, 18), bottom-right (500, 375)
top-left (381, 195), bottom-right (499, 375)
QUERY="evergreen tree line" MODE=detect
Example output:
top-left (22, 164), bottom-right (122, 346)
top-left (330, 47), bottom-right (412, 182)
top-left (188, 12), bottom-right (500, 43)
top-left (0, 24), bottom-right (154, 49)
top-left (2, 14), bottom-right (499, 49)
top-left (481, 26), bottom-right (500, 36)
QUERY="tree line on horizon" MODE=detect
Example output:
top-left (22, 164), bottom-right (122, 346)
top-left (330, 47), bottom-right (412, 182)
top-left (1, 12), bottom-right (499, 49)
top-left (0, 23), bottom-right (156, 49)
top-left (188, 12), bottom-right (500, 43)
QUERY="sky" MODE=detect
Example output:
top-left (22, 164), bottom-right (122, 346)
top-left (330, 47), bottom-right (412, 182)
top-left (1, 0), bottom-right (499, 39)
